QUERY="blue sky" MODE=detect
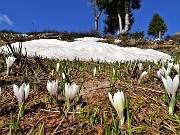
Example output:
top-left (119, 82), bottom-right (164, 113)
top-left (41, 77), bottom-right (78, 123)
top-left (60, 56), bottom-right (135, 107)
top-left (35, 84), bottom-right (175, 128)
top-left (0, 0), bottom-right (179, 37)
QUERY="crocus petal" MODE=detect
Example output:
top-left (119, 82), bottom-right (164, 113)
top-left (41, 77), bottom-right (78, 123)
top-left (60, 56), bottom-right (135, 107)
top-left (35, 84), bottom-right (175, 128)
top-left (139, 71), bottom-right (147, 81)
top-left (174, 64), bottom-right (179, 73)
top-left (70, 83), bottom-right (79, 99)
top-left (65, 83), bottom-right (71, 99)
top-left (0, 87), bottom-right (1, 96)
top-left (172, 75), bottom-right (179, 97)
top-left (6, 58), bottom-right (10, 69)
top-left (161, 76), bottom-right (167, 92)
top-left (108, 92), bottom-right (115, 107)
top-left (13, 84), bottom-right (19, 99)
top-left (19, 84), bottom-right (25, 104)
top-left (113, 91), bottom-right (124, 119)
top-left (157, 70), bottom-right (161, 78)
top-left (24, 83), bottom-right (30, 100)
top-left (168, 62), bottom-right (173, 72)
top-left (47, 81), bottom-right (53, 94)
top-left (167, 76), bottom-right (173, 98)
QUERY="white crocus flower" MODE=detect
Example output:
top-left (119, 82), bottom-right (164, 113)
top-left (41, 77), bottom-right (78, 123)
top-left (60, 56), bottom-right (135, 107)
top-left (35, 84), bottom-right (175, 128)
top-left (13, 83), bottom-right (30, 105)
top-left (154, 59), bottom-right (158, 65)
top-left (62, 72), bottom-right (65, 79)
top-left (98, 65), bottom-right (101, 71)
top-left (47, 80), bottom-right (58, 96)
top-left (65, 83), bottom-right (80, 101)
top-left (108, 91), bottom-right (124, 125)
top-left (93, 67), bottom-right (96, 77)
top-left (56, 63), bottom-right (60, 72)
top-left (174, 64), bottom-right (179, 73)
top-left (0, 87), bottom-right (1, 96)
top-left (138, 63), bottom-right (142, 70)
top-left (139, 71), bottom-right (147, 83)
top-left (161, 75), bottom-right (179, 114)
top-left (6, 56), bottom-right (16, 75)
top-left (65, 82), bottom-right (80, 108)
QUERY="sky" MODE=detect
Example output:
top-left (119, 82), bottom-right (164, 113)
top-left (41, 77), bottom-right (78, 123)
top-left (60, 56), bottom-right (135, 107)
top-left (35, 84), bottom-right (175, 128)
top-left (0, 0), bottom-right (179, 37)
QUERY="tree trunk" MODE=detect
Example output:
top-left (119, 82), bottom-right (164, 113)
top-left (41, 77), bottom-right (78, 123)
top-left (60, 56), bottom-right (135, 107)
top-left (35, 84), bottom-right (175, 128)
top-left (95, 17), bottom-right (99, 34)
top-left (118, 13), bottom-right (123, 34)
top-left (124, 0), bottom-right (130, 32)
top-left (158, 31), bottom-right (162, 40)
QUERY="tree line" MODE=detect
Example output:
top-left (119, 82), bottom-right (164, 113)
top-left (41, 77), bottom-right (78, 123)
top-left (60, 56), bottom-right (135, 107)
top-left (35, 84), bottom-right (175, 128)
top-left (89, 0), bottom-right (167, 39)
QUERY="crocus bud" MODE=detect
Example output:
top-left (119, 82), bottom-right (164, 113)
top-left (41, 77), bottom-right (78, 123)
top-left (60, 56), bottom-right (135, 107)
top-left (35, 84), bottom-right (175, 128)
top-left (13, 83), bottom-right (30, 105)
top-left (174, 64), bottom-right (179, 73)
top-left (154, 59), bottom-right (158, 65)
top-left (93, 67), bottom-right (96, 77)
top-left (47, 80), bottom-right (58, 96)
top-left (139, 71), bottom-right (147, 83)
top-left (62, 72), bottom-right (65, 79)
top-left (6, 56), bottom-right (16, 75)
top-left (65, 82), bottom-right (80, 101)
top-left (56, 63), bottom-right (60, 72)
top-left (65, 82), bottom-right (80, 108)
top-left (108, 91), bottom-right (124, 125)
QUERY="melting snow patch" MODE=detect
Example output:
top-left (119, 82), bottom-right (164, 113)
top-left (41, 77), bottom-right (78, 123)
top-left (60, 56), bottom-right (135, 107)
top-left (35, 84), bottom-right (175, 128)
top-left (1, 37), bottom-right (172, 63)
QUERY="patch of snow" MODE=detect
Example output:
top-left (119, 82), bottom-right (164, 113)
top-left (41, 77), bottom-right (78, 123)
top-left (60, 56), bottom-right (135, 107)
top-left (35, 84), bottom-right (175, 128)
top-left (0, 37), bottom-right (172, 63)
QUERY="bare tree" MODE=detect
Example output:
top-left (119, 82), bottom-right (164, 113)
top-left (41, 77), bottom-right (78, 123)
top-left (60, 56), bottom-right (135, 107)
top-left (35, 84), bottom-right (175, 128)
top-left (90, 0), bottom-right (103, 34)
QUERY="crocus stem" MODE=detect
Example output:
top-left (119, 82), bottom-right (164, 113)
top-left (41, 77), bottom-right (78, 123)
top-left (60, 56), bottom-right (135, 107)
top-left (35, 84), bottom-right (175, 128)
top-left (18, 103), bottom-right (25, 121)
top-left (66, 98), bottom-right (70, 109)
top-left (169, 98), bottom-right (176, 115)
top-left (126, 96), bottom-right (132, 135)
top-left (6, 68), bottom-right (9, 76)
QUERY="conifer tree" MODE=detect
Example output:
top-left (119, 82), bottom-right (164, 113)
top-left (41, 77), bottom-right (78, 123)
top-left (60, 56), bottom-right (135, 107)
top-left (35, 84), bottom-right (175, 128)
top-left (147, 13), bottom-right (168, 39)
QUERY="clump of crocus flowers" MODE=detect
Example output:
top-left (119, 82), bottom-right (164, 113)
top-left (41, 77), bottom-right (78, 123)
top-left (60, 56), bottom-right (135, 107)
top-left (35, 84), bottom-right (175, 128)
top-left (158, 61), bottom-right (180, 114)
